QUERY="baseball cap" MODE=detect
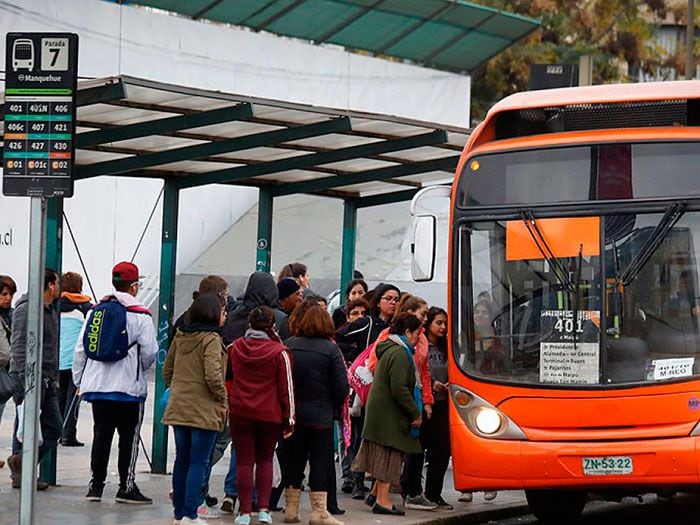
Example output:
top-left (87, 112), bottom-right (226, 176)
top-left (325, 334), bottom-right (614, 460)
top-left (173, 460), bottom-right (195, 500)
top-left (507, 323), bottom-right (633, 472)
top-left (112, 261), bottom-right (140, 284)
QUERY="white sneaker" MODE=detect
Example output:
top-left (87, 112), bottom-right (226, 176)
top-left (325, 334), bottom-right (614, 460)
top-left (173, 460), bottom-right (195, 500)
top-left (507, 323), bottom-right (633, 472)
top-left (458, 492), bottom-right (473, 503)
top-left (197, 504), bottom-right (221, 519)
top-left (484, 491), bottom-right (497, 501)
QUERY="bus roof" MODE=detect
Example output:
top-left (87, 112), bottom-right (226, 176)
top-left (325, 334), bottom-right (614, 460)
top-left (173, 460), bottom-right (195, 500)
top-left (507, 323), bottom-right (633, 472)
top-left (487, 80), bottom-right (700, 117)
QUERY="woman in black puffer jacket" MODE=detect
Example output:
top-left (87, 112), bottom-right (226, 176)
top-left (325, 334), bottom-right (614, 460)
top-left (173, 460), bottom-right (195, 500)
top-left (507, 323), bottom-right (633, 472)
top-left (281, 305), bottom-right (349, 525)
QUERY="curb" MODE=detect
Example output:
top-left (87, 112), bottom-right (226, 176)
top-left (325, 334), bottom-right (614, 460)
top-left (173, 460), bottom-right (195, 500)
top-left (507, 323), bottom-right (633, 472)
top-left (414, 504), bottom-right (532, 525)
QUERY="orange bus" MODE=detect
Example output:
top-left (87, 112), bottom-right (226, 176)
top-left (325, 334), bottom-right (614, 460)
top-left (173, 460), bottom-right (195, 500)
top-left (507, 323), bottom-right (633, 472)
top-left (411, 81), bottom-right (700, 521)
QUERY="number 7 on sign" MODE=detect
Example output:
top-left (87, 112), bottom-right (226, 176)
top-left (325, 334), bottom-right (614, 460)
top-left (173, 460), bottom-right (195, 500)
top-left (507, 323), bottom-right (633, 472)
top-left (41, 38), bottom-right (69, 71)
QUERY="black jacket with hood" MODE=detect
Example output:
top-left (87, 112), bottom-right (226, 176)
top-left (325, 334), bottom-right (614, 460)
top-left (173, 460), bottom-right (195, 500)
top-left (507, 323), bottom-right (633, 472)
top-left (223, 272), bottom-right (289, 345)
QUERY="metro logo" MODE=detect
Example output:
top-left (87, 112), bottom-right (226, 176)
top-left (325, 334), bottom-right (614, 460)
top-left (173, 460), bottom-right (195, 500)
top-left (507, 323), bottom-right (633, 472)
top-left (86, 309), bottom-right (103, 354)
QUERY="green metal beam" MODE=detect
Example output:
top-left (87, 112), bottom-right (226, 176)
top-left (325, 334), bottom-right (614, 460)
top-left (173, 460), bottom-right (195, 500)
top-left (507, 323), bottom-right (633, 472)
top-left (77, 103), bottom-right (253, 148)
top-left (40, 197), bottom-right (63, 486)
top-left (355, 188), bottom-right (421, 208)
top-left (76, 117), bottom-right (351, 180)
top-left (176, 129), bottom-right (447, 190)
top-left (270, 155), bottom-right (459, 196)
top-left (0, 80), bottom-right (126, 119)
top-left (256, 188), bottom-right (274, 273)
top-left (152, 181), bottom-right (179, 474)
top-left (340, 200), bottom-right (357, 304)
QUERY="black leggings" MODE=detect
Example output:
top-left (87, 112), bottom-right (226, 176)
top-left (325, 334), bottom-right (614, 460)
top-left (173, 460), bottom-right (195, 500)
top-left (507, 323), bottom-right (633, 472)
top-left (281, 425), bottom-right (334, 491)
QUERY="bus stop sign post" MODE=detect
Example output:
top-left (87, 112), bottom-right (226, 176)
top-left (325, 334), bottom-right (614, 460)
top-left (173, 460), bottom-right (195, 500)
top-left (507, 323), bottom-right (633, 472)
top-left (3, 32), bottom-right (78, 525)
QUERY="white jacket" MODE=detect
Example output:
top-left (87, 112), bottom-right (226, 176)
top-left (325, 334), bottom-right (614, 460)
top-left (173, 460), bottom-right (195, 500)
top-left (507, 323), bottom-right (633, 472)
top-left (72, 291), bottom-right (158, 401)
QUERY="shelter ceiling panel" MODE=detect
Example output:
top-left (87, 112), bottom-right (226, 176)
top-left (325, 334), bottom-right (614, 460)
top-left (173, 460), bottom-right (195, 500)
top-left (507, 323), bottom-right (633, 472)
top-left (254, 169), bottom-right (322, 183)
top-left (384, 22), bottom-right (464, 61)
top-left (77, 105), bottom-right (179, 125)
top-left (184, 121), bottom-right (283, 138)
top-left (434, 32), bottom-right (510, 71)
top-left (123, 84), bottom-right (233, 111)
top-left (217, 147), bottom-right (311, 162)
top-left (333, 181), bottom-right (391, 194)
top-left (108, 135), bottom-right (207, 151)
top-left (389, 147), bottom-right (457, 162)
top-left (396, 171), bottom-right (456, 184)
top-left (266, 0), bottom-right (362, 41)
top-left (282, 134), bottom-right (381, 149)
top-left (150, 160), bottom-right (242, 173)
top-left (253, 107), bottom-right (341, 125)
top-left (331, 11), bottom-right (417, 50)
top-left (446, 131), bottom-right (470, 147)
top-left (318, 158), bottom-right (398, 171)
top-left (75, 150), bottom-right (129, 164)
top-left (349, 119), bottom-right (433, 137)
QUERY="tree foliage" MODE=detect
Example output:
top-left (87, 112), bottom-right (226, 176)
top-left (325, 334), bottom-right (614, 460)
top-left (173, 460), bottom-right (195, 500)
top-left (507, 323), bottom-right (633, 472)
top-left (470, 0), bottom-right (696, 123)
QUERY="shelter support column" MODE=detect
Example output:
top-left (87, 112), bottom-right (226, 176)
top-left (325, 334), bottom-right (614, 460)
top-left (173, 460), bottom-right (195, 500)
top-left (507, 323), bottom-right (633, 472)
top-left (152, 180), bottom-right (179, 474)
top-left (340, 199), bottom-right (357, 300)
top-left (40, 197), bottom-right (63, 485)
top-left (256, 188), bottom-right (273, 273)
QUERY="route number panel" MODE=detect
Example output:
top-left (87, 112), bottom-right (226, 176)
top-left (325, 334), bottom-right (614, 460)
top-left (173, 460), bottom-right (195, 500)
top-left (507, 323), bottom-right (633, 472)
top-left (3, 33), bottom-right (78, 197)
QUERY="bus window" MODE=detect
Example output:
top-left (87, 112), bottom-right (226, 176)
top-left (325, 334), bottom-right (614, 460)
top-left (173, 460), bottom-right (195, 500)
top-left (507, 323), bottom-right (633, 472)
top-left (456, 212), bottom-right (700, 387)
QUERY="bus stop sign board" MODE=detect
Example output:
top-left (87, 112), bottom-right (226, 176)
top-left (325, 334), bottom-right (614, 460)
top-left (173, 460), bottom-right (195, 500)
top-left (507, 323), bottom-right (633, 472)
top-left (3, 33), bottom-right (78, 198)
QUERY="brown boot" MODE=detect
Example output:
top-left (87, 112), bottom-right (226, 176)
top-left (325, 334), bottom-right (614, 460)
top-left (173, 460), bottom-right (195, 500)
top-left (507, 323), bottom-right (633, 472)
top-left (7, 455), bottom-right (50, 490)
top-left (7, 455), bottom-right (21, 489)
top-left (309, 491), bottom-right (343, 525)
top-left (283, 487), bottom-right (301, 523)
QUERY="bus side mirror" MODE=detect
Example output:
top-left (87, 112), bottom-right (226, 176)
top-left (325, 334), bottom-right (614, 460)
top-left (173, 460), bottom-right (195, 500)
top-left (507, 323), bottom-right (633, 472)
top-left (412, 215), bottom-right (436, 282)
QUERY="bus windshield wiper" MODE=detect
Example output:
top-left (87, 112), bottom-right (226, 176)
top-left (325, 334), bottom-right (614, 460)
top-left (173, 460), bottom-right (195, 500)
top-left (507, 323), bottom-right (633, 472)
top-left (618, 201), bottom-right (685, 286)
top-left (520, 210), bottom-right (575, 294)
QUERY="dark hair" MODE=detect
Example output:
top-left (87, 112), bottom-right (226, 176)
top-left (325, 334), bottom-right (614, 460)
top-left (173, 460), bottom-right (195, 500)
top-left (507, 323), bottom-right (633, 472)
top-left (189, 294), bottom-right (224, 325)
top-left (248, 306), bottom-right (281, 342)
top-left (0, 275), bottom-right (17, 295)
top-left (289, 296), bottom-right (323, 336)
top-left (193, 275), bottom-right (228, 301)
top-left (425, 306), bottom-right (448, 353)
top-left (44, 268), bottom-right (58, 291)
top-left (113, 280), bottom-right (132, 293)
top-left (61, 272), bottom-right (83, 294)
top-left (389, 313), bottom-right (422, 335)
top-left (295, 305), bottom-right (335, 339)
top-left (278, 262), bottom-right (307, 282)
top-left (344, 279), bottom-right (368, 301)
top-left (367, 283), bottom-right (401, 316)
top-left (346, 298), bottom-right (369, 313)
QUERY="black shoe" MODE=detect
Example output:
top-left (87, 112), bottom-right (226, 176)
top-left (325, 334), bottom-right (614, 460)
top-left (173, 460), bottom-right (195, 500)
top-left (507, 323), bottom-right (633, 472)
top-left (340, 480), bottom-right (354, 494)
top-left (372, 503), bottom-right (405, 516)
top-left (115, 485), bottom-right (153, 505)
top-left (86, 484), bottom-right (103, 502)
top-left (205, 494), bottom-right (218, 507)
top-left (329, 506), bottom-right (345, 515)
top-left (431, 496), bottom-right (454, 510)
top-left (61, 438), bottom-right (84, 447)
top-left (365, 494), bottom-right (376, 507)
top-left (221, 495), bottom-right (237, 514)
top-left (352, 485), bottom-right (366, 500)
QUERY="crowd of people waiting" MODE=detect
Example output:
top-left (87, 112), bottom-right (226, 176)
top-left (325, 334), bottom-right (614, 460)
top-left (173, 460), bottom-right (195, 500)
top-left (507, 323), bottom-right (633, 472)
top-left (0, 260), bottom-right (497, 525)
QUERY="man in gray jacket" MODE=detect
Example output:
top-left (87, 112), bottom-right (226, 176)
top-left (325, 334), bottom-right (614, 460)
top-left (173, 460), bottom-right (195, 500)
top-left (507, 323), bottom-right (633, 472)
top-left (7, 268), bottom-right (61, 490)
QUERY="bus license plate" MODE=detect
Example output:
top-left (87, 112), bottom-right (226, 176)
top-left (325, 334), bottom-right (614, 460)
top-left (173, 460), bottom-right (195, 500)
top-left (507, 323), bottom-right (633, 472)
top-left (582, 456), bottom-right (633, 476)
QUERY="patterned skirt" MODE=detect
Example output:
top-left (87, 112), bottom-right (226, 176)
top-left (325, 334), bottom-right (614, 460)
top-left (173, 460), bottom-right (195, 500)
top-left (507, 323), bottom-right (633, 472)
top-left (351, 439), bottom-right (404, 486)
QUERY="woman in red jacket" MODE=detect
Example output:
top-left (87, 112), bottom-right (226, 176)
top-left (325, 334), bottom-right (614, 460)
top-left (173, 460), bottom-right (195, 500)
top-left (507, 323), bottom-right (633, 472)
top-left (229, 306), bottom-right (295, 525)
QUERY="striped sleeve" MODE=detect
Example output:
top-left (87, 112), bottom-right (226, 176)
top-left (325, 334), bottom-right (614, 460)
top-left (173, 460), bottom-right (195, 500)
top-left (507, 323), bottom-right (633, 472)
top-left (277, 349), bottom-right (296, 427)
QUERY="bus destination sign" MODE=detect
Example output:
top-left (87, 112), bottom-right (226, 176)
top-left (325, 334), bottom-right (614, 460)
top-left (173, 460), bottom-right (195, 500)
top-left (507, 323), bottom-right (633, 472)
top-left (3, 32), bottom-right (78, 198)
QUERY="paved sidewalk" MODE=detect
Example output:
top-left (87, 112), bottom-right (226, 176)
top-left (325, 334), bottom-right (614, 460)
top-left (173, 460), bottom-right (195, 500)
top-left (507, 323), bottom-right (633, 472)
top-left (0, 376), bottom-right (529, 524)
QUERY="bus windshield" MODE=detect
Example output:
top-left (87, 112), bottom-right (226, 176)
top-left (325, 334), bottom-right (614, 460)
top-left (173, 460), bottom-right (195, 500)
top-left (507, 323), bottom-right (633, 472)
top-left (455, 144), bottom-right (700, 387)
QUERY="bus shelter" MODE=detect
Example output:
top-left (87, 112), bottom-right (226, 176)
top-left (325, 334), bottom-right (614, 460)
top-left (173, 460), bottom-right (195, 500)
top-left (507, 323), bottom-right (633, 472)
top-left (1, 74), bottom-right (469, 478)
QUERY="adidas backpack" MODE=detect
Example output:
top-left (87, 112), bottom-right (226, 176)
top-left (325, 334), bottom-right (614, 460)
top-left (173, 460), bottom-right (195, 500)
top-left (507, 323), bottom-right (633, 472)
top-left (82, 297), bottom-right (147, 362)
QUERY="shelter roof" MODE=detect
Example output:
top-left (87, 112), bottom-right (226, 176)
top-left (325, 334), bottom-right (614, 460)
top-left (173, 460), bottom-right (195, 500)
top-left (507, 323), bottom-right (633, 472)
top-left (125, 0), bottom-right (540, 73)
top-left (0, 75), bottom-right (470, 203)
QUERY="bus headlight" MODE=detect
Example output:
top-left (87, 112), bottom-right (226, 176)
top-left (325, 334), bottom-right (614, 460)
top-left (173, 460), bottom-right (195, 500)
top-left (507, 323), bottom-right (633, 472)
top-left (474, 407), bottom-right (503, 434)
top-left (450, 385), bottom-right (527, 440)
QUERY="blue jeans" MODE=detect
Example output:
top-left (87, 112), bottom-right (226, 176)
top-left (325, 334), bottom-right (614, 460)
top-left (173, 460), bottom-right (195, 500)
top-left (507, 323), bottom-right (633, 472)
top-left (173, 426), bottom-right (218, 520)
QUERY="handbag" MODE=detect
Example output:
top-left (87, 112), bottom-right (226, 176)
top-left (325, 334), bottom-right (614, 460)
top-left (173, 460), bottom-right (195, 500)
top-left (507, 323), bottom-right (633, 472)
top-left (0, 367), bottom-right (13, 404)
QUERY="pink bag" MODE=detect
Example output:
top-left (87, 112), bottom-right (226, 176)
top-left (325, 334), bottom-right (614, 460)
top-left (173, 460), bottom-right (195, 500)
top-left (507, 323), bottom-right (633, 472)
top-left (347, 343), bottom-right (375, 406)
